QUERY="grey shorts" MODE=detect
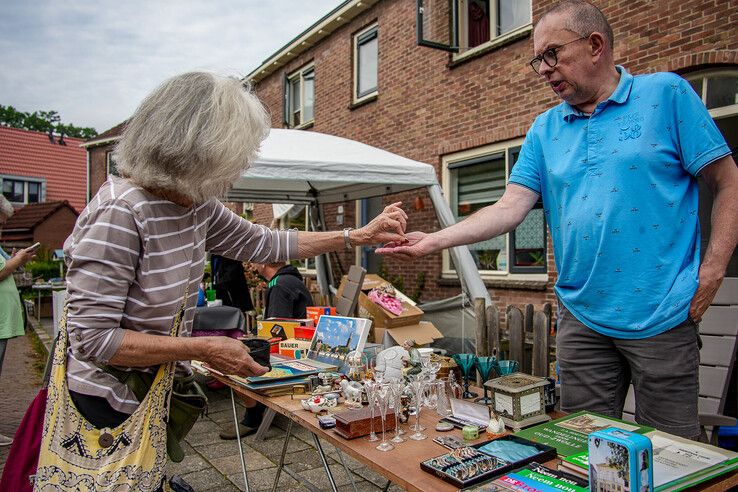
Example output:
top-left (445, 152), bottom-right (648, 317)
top-left (556, 304), bottom-right (700, 438)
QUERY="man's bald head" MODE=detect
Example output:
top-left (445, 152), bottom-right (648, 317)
top-left (537, 0), bottom-right (614, 52)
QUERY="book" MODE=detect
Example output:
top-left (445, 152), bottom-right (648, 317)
top-left (645, 430), bottom-right (738, 491)
top-left (230, 374), bottom-right (311, 393)
top-left (466, 462), bottom-right (588, 492)
top-left (246, 360), bottom-right (319, 385)
top-left (514, 410), bottom-right (653, 458)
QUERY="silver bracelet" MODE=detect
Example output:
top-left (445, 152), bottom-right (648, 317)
top-left (343, 227), bottom-right (353, 250)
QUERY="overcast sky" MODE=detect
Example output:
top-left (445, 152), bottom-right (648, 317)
top-left (0, 0), bottom-right (342, 133)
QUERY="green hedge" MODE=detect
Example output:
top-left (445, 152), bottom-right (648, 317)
top-left (25, 260), bottom-right (60, 281)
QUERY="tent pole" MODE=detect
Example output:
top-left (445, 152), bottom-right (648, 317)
top-left (309, 203), bottom-right (334, 304)
top-left (427, 184), bottom-right (492, 308)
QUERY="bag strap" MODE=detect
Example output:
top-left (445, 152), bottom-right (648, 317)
top-left (41, 334), bottom-right (58, 389)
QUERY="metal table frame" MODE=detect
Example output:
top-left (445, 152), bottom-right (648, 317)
top-left (229, 387), bottom-right (360, 492)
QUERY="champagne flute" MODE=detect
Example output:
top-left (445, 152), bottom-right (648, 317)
top-left (375, 384), bottom-right (394, 451)
top-left (389, 380), bottom-right (405, 443)
top-left (363, 379), bottom-right (379, 442)
top-left (408, 377), bottom-right (427, 440)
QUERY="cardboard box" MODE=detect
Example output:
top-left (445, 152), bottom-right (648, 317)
top-left (306, 306), bottom-right (336, 326)
top-left (373, 321), bottom-right (443, 349)
top-left (257, 318), bottom-right (314, 340)
top-left (337, 274), bottom-right (423, 328)
top-left (278, 338), bottom-right (313, 358)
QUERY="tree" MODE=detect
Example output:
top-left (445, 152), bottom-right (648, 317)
top-left (0, 104), bottom-right (97, 139)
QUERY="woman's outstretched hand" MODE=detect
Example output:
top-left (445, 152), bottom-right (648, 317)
top-left (356, 202), bottom-right (408, 245)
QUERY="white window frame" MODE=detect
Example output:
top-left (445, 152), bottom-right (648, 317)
top-left (285, 63), bottom-right (315, 129)
top-left (684, 69), bottom-right (738, 120)
top-left (0, 174), bottom-right (45, 205)
top-left (441, 138), bottom-right (548, 281)
top-left (353, 23), bottom-right (379, 104)
top-left (453, 0), bottom-right (532, 62)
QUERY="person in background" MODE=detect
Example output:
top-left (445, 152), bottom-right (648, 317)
top-left (378, 0), bottom-right (738, 439)
top-left (220, 260), bottom-right (313, 439)
top-left (211, 254), bottom-right (253, 313)
top-left (0, 196), bottom-right (36, 446)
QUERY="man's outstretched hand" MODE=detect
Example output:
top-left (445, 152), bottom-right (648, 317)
top-left (375, 231), bottom-right (438, 260)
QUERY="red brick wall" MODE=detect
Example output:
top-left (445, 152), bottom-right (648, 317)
top-left (33, 207), bottom-right (78, 251)
top-left (88, 144), bottom-right (114, 199)
top-left (257, 0), bottom-right (738, 320)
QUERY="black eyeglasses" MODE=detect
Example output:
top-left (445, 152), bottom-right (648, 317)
top-left (529, 36), bottom-right (588, 74)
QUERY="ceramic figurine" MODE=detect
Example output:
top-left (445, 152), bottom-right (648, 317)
top-left (401, 339), bottom-right (422, 378)
top-left (375, 345), bottom-right (408, 381)
top-left (485, 411), bottom-right (506, 438)
top-left (339, 378), bottom-right (364, 408)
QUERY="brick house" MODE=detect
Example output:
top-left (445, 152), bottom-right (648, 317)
top-left (0, 200), bottom-right (78, 251)
top-left (0, 126), bottom-right (87, 213)
top-left (245, 0), bottom-right (738, 322)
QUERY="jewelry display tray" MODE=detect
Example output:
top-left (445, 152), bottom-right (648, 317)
top-left (419, 434), bottom-right (557, 488)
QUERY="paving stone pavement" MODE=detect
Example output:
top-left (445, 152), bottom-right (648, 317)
top-left (179, 385), bottom-right (407, 491)
top-left (0, 318), bottom-right (406, 491)
top-left (0, 334), bottom-right (45, 469)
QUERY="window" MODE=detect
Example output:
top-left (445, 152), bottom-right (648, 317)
top-left (284, 64), bottom-right (315, 128)
top-left (354, 24), bottom-right (378, 102)
top-left (417, 0), bottom-right (532, 54)
top-left (685, 70), bottom-right (738, 119)
top-left (1, 176), bottom-right (44, 204)
top-left (443, 138), bottom-right (546, 276)
top-left (106, 151), bottom-right (119, 177)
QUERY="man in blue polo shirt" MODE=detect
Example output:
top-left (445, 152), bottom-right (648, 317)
top-left (378, 0), bottom-right (738, 438)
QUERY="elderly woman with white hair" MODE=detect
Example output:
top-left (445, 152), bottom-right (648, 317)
top-left (34, 72), bottom-right (407, 491)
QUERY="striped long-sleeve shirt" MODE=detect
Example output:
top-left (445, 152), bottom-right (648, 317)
top-left (63, 176), bottom-right (297, 413)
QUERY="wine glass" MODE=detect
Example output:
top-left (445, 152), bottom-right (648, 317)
top-left (389, 380), bottom-right (406, 443)
top-left (474, 356), bottom-right (498, 405)
top-left (363, 379), bottom-right (379, 442)
top-left (452, 353), bottom-right (478, 399)
top-left (497, 359), bottom-right (519, 375)
top-left (407, 377), bottom-right (427, 440)
top-left (375, 384), bottom-right (394, 451)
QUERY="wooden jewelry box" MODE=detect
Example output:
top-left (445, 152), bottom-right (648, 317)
top-left (333, 406), bottom-right (396, 439)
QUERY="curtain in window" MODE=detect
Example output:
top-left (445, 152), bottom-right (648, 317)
top-left (468, 0), bottom-right (490, 48)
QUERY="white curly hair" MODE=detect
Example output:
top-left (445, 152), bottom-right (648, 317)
top-left (114, 72), bottom-right (271, 203)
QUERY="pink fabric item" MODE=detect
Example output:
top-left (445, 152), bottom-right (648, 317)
top-left (368, 289), bottom-right (403, 316)
top-left (0, 388), bottom-right (47, 492)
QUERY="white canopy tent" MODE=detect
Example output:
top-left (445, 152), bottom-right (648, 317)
top-left (225, 129), bottom-right (491, 307)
